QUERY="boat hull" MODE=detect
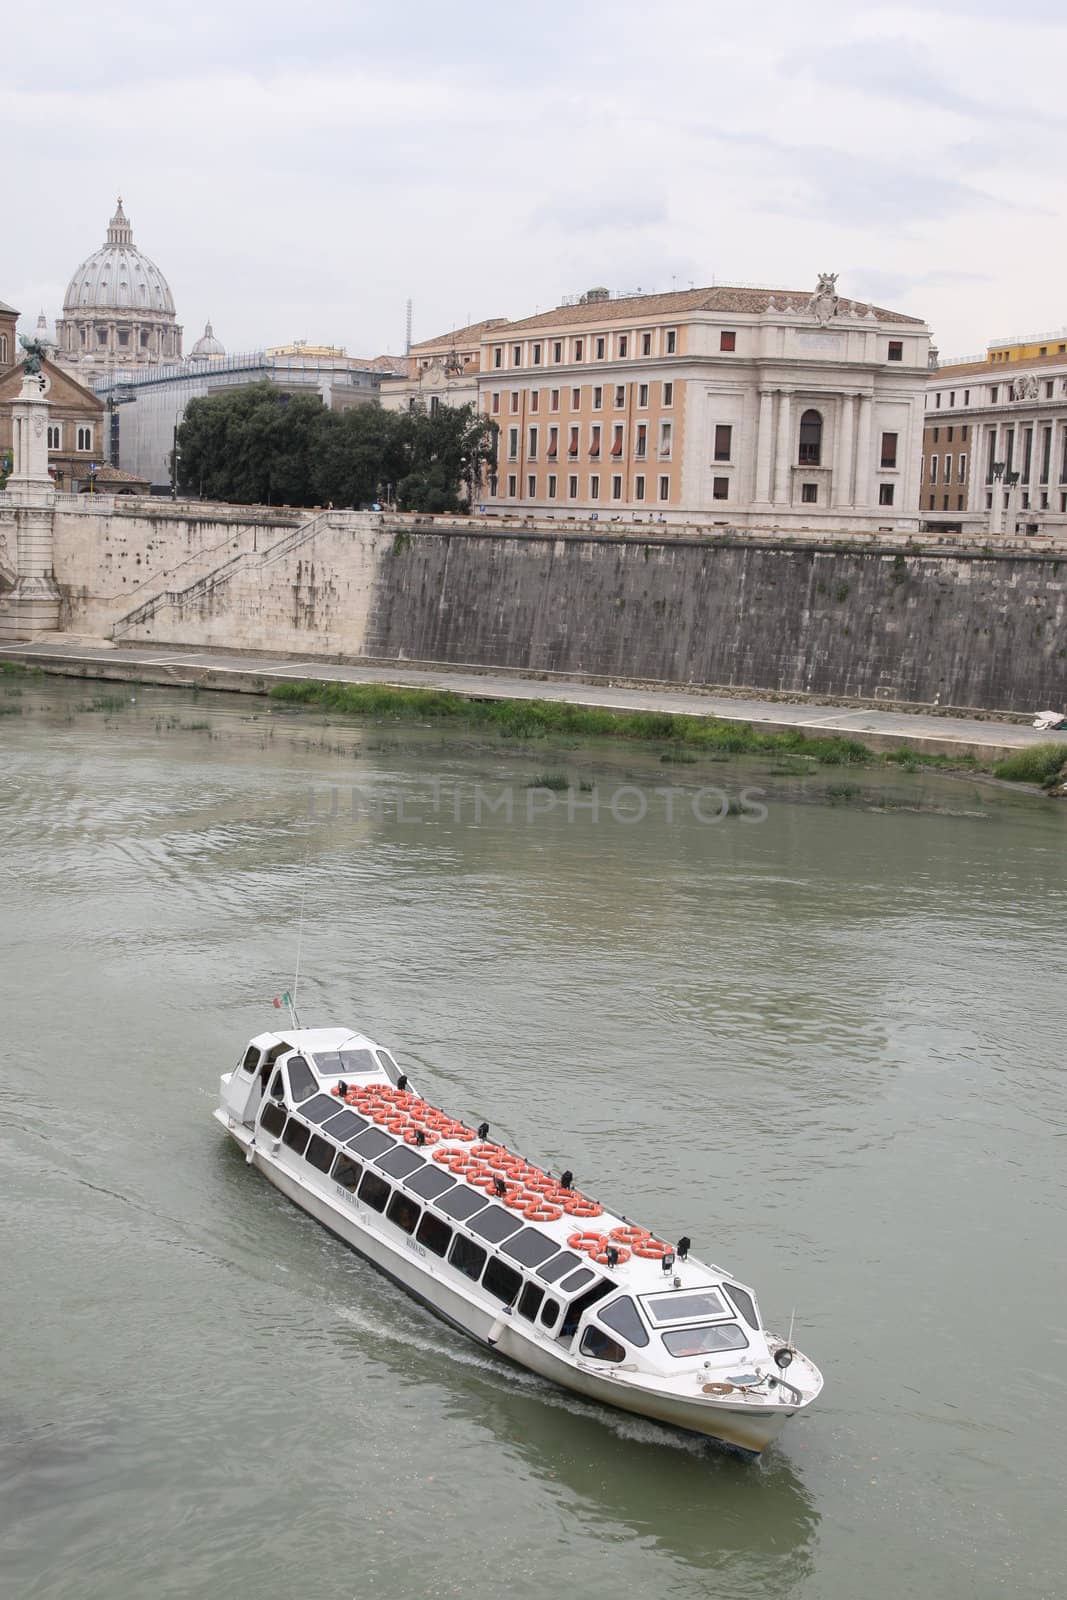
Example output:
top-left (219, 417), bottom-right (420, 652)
top-left (218, 1113), bottom-right (795, 1456)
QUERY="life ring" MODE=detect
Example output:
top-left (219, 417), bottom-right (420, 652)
top-left (432, 1148), bottom-right (455, 1164)
top-left (524, 1202), bottom-right (563, 1222)
top-left (471, 1142), bottom-right (502, 1159)
top-left (632, 1239), bottom-right (672, 1259)
top-left (503, 1187), bottom-right (531, 1210)
top-left (403, 1127), bottom-right (439, 1145)
top-left (610, 1226), bottom-right (650, 1246)
top-left (591, 1245), bottom-right (630, 1266)
top-left (567, 1230), bottom-right (606, 1252)
top-left (702, 1382), bottom-right (735, 1396)
top-left (470, 1172), bottom-right (501, 1191)
top-left (563, 1198), bottom-right (603, 1219)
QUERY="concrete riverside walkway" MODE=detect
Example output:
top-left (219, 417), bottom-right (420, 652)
top-left (2, 637), bottom-right (1066, 762)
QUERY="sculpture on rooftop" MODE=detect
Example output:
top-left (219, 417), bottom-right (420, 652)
top-left (807, 272), bottom-right (840, 326)
top-left (18, 331), bottom-right (55, 375)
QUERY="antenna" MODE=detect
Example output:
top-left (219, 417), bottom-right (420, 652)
top-left (290, 846), bottom-right (310, 1029)
top-left (787, 1307), bottom-right (796, 1348)
top-left (405, 298), bottom-right (413, 356)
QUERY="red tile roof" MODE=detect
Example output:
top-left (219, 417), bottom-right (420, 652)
top-left (497, 285), bottom-right (925, 333)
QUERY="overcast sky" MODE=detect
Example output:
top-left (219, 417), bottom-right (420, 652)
top-left (5, 0), bottom-right (1065, 362)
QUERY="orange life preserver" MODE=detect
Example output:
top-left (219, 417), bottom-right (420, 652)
top-left (432, 1148), bottom-right (455, 1164)
top-left (563, 1197), bottom-right (603, 1219)
top-left (567, 1230), bottom-right (606, 1252)
top-left (591, 1245), bottom-right (630, 1266)
top-left (632, 1239), bottom-right (672, 1259)
top-left (525, 1202), bottom-right (563, 1222)
top-left (610, 1226), bottom-right (650, 1246)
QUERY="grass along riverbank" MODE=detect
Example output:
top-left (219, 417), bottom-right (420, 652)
top-left (268, 678), bottom-right (989, 774)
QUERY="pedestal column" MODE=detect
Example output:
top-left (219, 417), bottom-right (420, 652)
top-left (832, 394), bottom-right (855, 507)
top-left (0, 371), bottom-right (60, 640)
top-left (772, 390), bottom-right (792, 505)
top-left (753, 389), bottom-right (774, 506)
top-left (854, 394), bottom-right (873, 509)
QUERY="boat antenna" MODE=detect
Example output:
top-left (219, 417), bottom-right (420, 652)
top-left (290, 845), bottom-right (310, 1030)
top-left (787, 1307), bottom-right (796, 1349)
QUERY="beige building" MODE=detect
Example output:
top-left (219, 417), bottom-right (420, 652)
top-left (472, 281), bottom-right (930, 530)
top-left (56, 198), bottom-right (183, 374)
top-left (923, 341), bottom-right (1067, 537)
top-left (380, 317), bottom-right (509, 414)
top-left (0, 303), bottom-right (105, 493)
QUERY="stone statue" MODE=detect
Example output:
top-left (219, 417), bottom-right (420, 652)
top-left (807, 272), bottom-right (840, 325)
top-left (18, 331), bottom-right (55, 375)
top-left (1011, 373), bottom-right (1040, 401)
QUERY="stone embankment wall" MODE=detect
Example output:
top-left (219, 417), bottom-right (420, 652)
top-left (28, 499), bottom-right (1067, 712)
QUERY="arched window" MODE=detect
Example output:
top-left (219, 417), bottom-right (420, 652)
top-left (0, 333), bottom-right (7, 363)
top-left (798, 409), bottom-right (823, 465)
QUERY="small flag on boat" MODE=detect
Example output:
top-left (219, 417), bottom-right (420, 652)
top-left (273, 992), bottom-right (292, 1010)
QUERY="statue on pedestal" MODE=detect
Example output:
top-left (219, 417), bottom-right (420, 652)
top-left (806, 272), bottom-right (840, 326)
top-left (18, 331), bottom-right (55, 376)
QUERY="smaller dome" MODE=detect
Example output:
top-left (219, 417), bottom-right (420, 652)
top-left (189, 319), bottom-right (225, 361)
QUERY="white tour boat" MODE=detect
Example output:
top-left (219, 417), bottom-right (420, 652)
top-left (215, 1023), bottom-right (823, 1455)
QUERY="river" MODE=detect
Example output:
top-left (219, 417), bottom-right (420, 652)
top-left (2, 673), bottom-right (1065, 1600)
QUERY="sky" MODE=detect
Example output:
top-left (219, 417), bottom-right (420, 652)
top-left (4, 0), bottom-right (1066, 362)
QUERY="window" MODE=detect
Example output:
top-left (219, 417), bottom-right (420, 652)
top-left (638, 383), bottom-right (649, 407)
top-left (618, 335), bottom-right (628, 358)
top-left (491, 392), bottom-right (500, 415)
top-left (331, 1151), bottom-right (363, 1190)
top-left (611, 424), bottom-right (623, 457)
top-left (929, 455), bottom-right (937, 484)
top-left (658, 475), bottom-right (670, 502)
top-left (508, 392), bottom-right (519, 415)
top-left (568, 475), bottom-right (578, 498)
top-left (590, 424), bottom-right (601, 457)
top-left (305, 1133), bottom-right (335, 1173)
top-left (964, 390), bottom-right (970, 405)
top-left (406, 1165), bottom-right (455, 1201)
top-left (798, 409), bottom-right (823, 465)
top-left (634, 475), bottom-right (645, 501)
top-left (550, 389), bottom-right (559, 411)
top-left (377, 1146), bottom-right (425, 1180)
top-left (438, 1186), bottom-right (489, 1222)
top-left (590, 475), bottom-right (600, 500)
top-left (801, 483), bottom-right (818, 503)
top-left (483, 1257), bottom-right (523, 1304)
top-left (553, 341), bottom-right (562, 363)
top-left (571, 387), bottom-right (580, 409)
top-left (97, 330), bottom-right (107, 345)
top-left (494, 347), bottom-right (502, 368)
top-left (502, 1228), bottom-right (559, 1269)
top-left (357, 1171), bottom-right (391, 1212)
top-left (947, 426), bottom-right (954, 442)
top-left (665, 329), bottom-right (677, 354)
top-left (561, 1267), bottom-right (595, 1293)
top-left (713, 477), bottom-right (729, 500)
top-left (547, 426), bottom-right (558, 458)
top-left (644, 1290), bottom-right (730, 1322)
top-left (724, 1283), bottom-right (759, 1330)
top-left (47, 424), bottom-right (62, 449)
top-left (598, 1296), bottom-right (649, 1348)
top-left (512, 344), bottom-right (522, 366)
top-left (269, 1071), bottom-right (285, 1101)
top-left (593, 386), bottom-right (603, 409)
top-left (959, 453), bottom-right (967, 482)
top-left (282, 1117), bottom-right (311, 1155)
top-left (1047, 382), bottom-right (1054, 399)
top-left (547, 474), bottom-right (557, 499)
top-left (449, 1234), bottom-right (488, 1281)
top-left (659, 421), bottom-right (672, 456)
top-left (579, 1327), bottom-right (626, 1363)
top-left (528, 426), bottom-right (538, 458)
top-left (991, 386), bottom-right (999, 403)
top-left (0, 334), bottom-right (7, 362)
top-left (416, 1211), bottom-right (452, 1257)
top-left (641, 332), bottom-right (652, 356)
top-left (661, 1323), bottom-right (748, 1357)
top-left (933, 427), bottom-right (939, 443)
top-left (386, 1191), bottom-right (421, 1234)
top-left (720, 330), bottom-right (736, 352)
top-left (878, 483), bottom-right (895, 506)
top-left (517, 1282), bottom-right (545, 1321)
top-left (539, 1297), bottom-right (561, 1329)
top-left (614, 385), bottom-right (625, 407)
top-left (662, 382), bottom-right (673, 406)
top-left (76, 425), bottom-right (93, 452)
top-left (507, 475), bottom-right (517, 497)
top-left (944, 455), bottom-right (952, 484)
top-left (507, 427), bottom-right (518, 459)
top-left (259, 1099), bottom-right (286, 1137)
top-left (880, 431), bottom-right (898, 469)
top-left (574, 338), bottom-right (584, 362)
top-left (529, 391), bottom-right (539, 413)
top-left (888, 340), bottom-right (903, 361)
top-left (595, 336), bottom-right (605, 360)
top-left (532, 342), bottom-right (541, 366)
top-left (958, 494), bottom-right (965, 510)
top-left (526, 473), bottom-right (535, 496)
top-left (714, 423), bottom-right (732, 462)
top-left (949, 392), bottom-right (955, 408)
top-left (635, 423), bottom-right (647, 458)
top-left (611, 475), bottom-right (622, 500)
top-left (538, 1251), bottom-right (581, 1282)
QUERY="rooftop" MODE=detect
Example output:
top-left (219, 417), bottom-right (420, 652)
top-left (410, 316), bottom-right (510, 353)
top-left (497, 284), bottom-right (926, 334)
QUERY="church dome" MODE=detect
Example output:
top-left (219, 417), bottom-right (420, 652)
top-left (189, 319), bottom-right (225, 360)
top-left (62, 199), bottom-right (175, 316)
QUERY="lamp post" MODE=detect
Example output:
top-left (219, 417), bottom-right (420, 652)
top-left (1004, 468), bottom-right (1021, 536)
top-left (989, 459), bottom-right (1006, 538)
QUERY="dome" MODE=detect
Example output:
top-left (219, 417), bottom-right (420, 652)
top-left (62, 198), bottom-right (175, 317)
top-left (189, 319), bottom-right (225, 360)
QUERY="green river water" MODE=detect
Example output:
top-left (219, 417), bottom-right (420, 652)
top-left (1, 675), bottom-right (1065, 1600)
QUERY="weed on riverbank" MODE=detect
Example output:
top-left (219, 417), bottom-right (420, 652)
top-left (992, 744), bottom-right (1066, 786)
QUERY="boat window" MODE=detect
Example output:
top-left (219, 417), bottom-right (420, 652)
top-left (661, 1323), bottom-right (749, 1358)
top-left (482, 1257), bottom-right (523, 1306)
top-left (437, 1187), bottom-right (490, 1222)
top-left (537, 1251), bottom-right (582, 1283)
top-left (416, 1212), bottom-right (452, 1257)
top-left (406, 1166), bottom-right (457, 1201)
top-left (725, 1284), bottom-right (759, 1331)
top-left (269, 1071), bottom-right (285, 1101)
top-left (449, 1235), bottom-right (487, 1281)
top-left (332, 1153), bottom-right (363, 1191)
top-left (300, 1094), bottom-right (343, 1125)
top-left (357, 1171), bottom-right (391, 1213)
top-left (286, 1055), bottom-right (318, 1103)
top-left (259, 1100), bottom-right (286, 1138)
top-left (386, 1192), bottom-right (421, 1235)
top-left (305, 1134), bottom-right (335, 1174)
top-left (539, 1296), bottom-right (561, 1330)
top-left (348, 1127), bottom-right (395, 1160)
top-left (642, 1290), bottom-right (728, 1325)
top-left (468, 1205), bottom-right (523, 1245)
top-left (502, 1229), bottom-right (558, 1269)
top-left (560, 1282), bottom-right (612, 1340)
top-left (321, 1109), bottom-right (365, 1140)
top-left (377, 1147), bottom-right (425, 1180)
top-left (315, 1048), bottom-right (379, 1076)
top-left (377, 1048), bottom-right (402, 1078)
top-left (560, 1267), bottom-right (595, 1293)
top-left (241, 1046), bottom-right (260, 1073)
top-left (579, 1327), bottom-right (626, 1363)
top-left (598, 1296), bottom-right (649, 1349)
top-left (517, 1282), bottom-right (545, 1321)
top-left (281, 1118), bottom-right (311, 1156)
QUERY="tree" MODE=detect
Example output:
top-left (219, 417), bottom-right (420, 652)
top-left (177, 383), bottom-right (324, 505)
top-left (311, 405), bottom-right (405, 508)
top-left (392, 404), bottom-right (498, 513)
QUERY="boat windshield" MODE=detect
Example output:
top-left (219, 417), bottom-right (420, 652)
top-left (642, 1289), bottom-right (728, 1324)
top-left (661, 1323), bottom-right (748, 1358)
top-left (314, 1048), bottom-right (378, 1076)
